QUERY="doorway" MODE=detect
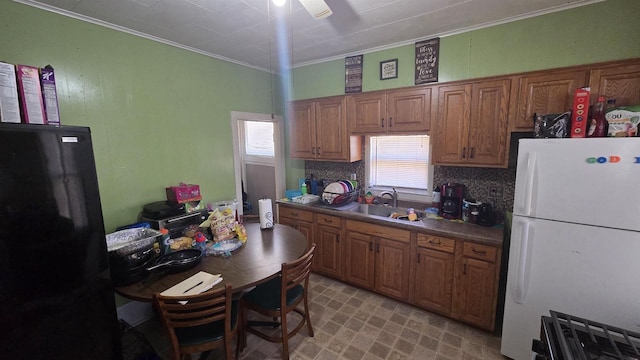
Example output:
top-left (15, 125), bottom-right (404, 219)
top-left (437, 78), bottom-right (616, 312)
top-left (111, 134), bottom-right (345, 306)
top-left (231, 111), bottom-right (285, 218)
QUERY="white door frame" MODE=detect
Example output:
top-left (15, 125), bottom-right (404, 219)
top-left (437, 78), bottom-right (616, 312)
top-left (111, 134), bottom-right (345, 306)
top-left (231, 111), bottom-right (285, 216)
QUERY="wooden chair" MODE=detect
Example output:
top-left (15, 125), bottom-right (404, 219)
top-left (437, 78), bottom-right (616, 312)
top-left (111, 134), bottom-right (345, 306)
top-left (153, 283), bottom-right (240, 360)
top-left (241, 244), bottom-right (315, 360)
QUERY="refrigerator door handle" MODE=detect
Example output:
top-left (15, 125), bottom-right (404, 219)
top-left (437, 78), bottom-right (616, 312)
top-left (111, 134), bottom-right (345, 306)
top-left (513, 219), bottom-right (532, 304)
top-left (516, 152), bottom-right (537, 216)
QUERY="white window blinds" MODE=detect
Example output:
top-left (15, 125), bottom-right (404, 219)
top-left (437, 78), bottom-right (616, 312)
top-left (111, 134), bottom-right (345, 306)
top-left (369, 135), bottom-right (430, 190)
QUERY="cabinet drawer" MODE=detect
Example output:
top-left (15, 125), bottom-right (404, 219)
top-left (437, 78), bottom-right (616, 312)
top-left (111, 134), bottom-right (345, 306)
top-left (316, 213), bottom-right (341, 228)
top-left (417, 234), bottom-right (455, 254)
top-left (462, 242), bottom-right (497, 262)
top-left (278, 206), bottom-right (313, 222)
top-left (346, 220), bottom-right (410, 243)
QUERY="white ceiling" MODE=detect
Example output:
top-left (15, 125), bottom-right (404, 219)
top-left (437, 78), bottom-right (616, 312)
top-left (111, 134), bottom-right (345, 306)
top-left (18, 0), bottom-right (603, 71)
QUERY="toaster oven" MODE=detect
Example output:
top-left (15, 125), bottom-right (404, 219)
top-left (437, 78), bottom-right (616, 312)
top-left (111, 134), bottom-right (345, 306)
top-left (139, 209), bottom-right (208, 239)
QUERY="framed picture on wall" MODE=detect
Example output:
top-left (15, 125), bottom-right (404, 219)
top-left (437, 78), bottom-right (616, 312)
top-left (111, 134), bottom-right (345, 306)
top-left (380, 59), bottom-right (398, 80)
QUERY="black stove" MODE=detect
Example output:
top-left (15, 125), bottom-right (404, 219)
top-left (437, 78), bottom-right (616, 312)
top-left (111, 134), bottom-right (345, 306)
top-left (533, 310), bottom-right (640, 360)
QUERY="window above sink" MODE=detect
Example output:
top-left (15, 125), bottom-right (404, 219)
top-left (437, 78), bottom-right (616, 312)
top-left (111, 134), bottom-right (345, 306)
top-left (366, 134), bottom-right (434, 203)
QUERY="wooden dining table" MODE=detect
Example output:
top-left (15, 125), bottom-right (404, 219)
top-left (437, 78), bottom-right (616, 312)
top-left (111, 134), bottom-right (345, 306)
top-left (114, 223), bottom-right (308, 302)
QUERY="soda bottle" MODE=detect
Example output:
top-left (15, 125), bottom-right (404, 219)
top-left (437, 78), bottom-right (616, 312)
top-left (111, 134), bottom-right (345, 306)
top-left (587, 96), bottom-right (608, 137)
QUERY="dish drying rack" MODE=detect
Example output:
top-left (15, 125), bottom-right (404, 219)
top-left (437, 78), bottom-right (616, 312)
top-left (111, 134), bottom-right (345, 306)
top-left (321, 188), bottom-right (359, 206)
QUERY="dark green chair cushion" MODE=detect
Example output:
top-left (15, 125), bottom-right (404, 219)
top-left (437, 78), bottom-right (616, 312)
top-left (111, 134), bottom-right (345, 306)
top-left (174, 300), bottom-right (238, 347)
top-left (244, 276), bottom-right (303, 310)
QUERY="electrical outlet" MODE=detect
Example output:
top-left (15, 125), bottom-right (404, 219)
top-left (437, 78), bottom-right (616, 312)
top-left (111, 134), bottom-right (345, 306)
top-left (489, 186), bottom-right (503, 198)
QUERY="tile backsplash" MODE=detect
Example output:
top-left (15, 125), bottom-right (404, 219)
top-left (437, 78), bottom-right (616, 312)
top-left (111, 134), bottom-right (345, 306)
top-left (304, 161), bottom-right (516, 213)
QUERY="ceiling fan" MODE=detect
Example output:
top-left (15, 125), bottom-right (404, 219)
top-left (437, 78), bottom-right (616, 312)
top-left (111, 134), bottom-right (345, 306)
top-left (274, 0), bottom-right (333, 19)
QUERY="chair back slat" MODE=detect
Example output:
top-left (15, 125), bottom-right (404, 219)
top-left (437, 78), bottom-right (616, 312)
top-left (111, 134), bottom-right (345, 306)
top-left (157, 287), bottom-right (231, 329)
top-left (154, 283), bottom-right (239, 360)
top-left (282, 244), bottom-right (315, 294)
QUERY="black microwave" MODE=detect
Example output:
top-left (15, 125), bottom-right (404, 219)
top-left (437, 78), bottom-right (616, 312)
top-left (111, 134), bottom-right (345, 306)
top-left (139, 210), bottom-right (208, 239)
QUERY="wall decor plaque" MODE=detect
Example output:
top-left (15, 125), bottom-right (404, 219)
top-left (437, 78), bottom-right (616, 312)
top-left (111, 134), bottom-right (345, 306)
top-left (415, 38), bottom-right (439, 85)
top-left (380, 59), bottom-right (398, 80)
top-left (345, 55), bottom-right (363, 93)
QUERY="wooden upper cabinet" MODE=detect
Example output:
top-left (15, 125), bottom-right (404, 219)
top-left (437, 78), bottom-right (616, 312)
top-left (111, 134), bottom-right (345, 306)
top-left (387, 87), bottom-right (433, 132)
top-left (589, 61), bottom-right (640, 107)
top-left (468, 79), bottom-right (510, 166)
top-left (348, 87), bottom-right (432, 134)
top-left (347, 92), bottom-right (386, 133)
top-left (512, 69), bottom-right (588, 130)
top-left (289, 97), bottom-right (362, 162)
top-left (315, 97), bottom-right (349, 161)
top-left (289, 100), bottom-right (316, 159)
top-left (433, 79), bottom-right (510, 167)
top-left (433, 84), bottom-right (470, 165)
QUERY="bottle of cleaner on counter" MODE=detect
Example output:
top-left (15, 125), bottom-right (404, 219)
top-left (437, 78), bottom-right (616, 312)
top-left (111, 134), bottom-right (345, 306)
top-left (301, 182), bottom-right (308, 195)
top-left (587, 96), bottom-right (608, 137)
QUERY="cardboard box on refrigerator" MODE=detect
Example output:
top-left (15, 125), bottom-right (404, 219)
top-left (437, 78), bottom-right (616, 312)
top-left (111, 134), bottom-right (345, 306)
top-left (40, 65), bottom-right (61, 125)
top-left (569, 87), bottom-right (590, 138)
top-left (16, 64), bottom-right (46, 124)
top-left (0, 62), bottom-right (21, 123)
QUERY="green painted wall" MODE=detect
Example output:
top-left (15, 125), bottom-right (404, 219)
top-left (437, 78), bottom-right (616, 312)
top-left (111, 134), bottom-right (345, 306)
top-left (292, 0), bottom-right (640, 100)
top-left (0, 0), bottom-right (276, 232)
top-left (2, 0), bottom-right (640, 230)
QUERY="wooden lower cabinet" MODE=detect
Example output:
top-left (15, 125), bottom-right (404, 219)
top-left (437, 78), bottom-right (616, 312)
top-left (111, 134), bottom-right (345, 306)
top-left (345, 220), bottom-right (411, 301)
top-left (451, 242), bottom-right (500, 331)
top-left (277, 207), bottom-right (314, 251)
top-left (279, 205), bottom-right (503, 332)
top-left (412, 234), bottom-right (455, 316)
top-left (315, 219), bottom-right (342, 277)
top-left (345, 231), bottom-right (375, 288)
top-left (375, 237), bottom-right (411, 300)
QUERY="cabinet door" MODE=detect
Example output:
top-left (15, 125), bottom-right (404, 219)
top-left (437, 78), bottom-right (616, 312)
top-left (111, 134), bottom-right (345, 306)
top-left (413, 248), bottom-right (454, 315)
top-left (433, 84), bottom-right (470, 164)
top-left (289, 100), bottom-right (316, 159)
top-left (316, 224), bottom-right (342, 278)
top-left (315, 97), bottom-right (348, 161)
top-left (589, 62), bottom-right (640, 107)
top-left (375, 237), bottom-right (410, 300)
top-left (468, 79), bottom-right (510, 166)
top-left (513, 70), bottom-right (588, 130)
top-left (387, 87), bottom-right (432, 132)
top-left (348, 92), bottom-right (387, 133)
top-left (458, 257), bottom-right (497, 331)
top-left (296, 221), bottom-right (314, 252)
top-left (345, 231), bottom-right (375, 289)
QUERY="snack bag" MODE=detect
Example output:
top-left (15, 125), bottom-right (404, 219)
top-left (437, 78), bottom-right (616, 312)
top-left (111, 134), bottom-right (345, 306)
top-left (207, 208), bottom-right (236, 242)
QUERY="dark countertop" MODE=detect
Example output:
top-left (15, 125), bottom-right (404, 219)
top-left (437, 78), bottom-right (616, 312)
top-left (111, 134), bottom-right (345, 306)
top-left (276, 200), bottom-right (504, 247)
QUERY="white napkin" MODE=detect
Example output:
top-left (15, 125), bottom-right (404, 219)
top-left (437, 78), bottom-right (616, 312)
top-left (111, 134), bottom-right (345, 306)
top-left (160, 271), bottom-right (223, 303)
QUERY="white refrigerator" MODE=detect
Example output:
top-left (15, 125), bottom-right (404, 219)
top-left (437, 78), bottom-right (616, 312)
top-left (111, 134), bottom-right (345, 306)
top-left (500, 138), bottom-right (640, 360)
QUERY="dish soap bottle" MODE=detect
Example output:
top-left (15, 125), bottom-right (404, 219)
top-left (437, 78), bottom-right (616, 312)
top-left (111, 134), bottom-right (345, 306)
top-left (587, 96), bottom-right (608, 137)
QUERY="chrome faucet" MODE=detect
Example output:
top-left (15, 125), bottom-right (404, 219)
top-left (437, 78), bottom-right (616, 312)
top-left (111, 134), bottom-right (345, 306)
top-left (378, 188), bottom-right (398, 207)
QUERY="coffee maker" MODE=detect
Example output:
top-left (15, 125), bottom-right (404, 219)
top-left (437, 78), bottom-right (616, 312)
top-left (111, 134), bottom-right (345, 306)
top-left (439, 183), bottom-right (465, 219)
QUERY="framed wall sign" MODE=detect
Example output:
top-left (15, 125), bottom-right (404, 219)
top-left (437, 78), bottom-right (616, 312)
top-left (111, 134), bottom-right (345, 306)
top-left (415, 38), bottom-right (439, 84)
top-left (380, 59), bottom-right (398, 80)
top-left (345, 55), bottom-right (363, 93)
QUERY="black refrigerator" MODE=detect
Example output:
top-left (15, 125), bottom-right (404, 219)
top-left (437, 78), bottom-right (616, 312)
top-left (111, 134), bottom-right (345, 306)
top-left (0, 124), bottom-right (123, 359)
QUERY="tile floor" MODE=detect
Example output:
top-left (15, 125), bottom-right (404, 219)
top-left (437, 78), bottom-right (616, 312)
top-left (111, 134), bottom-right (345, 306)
top-left (134, 273), bottom-right (505, 360)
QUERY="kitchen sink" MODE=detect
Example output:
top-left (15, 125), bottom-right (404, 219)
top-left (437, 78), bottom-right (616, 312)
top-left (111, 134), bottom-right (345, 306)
top-left (345, 204), bottom-right (425, 221)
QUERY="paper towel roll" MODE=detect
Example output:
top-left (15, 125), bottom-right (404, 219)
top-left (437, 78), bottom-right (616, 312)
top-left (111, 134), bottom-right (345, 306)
top-left (258, 198), bottom-right (273, 230)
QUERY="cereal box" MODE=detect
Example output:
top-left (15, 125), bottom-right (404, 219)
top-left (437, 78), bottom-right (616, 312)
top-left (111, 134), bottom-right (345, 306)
top-left (40, 65), bottom-right (61, 125)
top-left (570, 87), bottom-right (590, 138)
top-left (16, 64), bottom-right (46, 124)
top-left (0, 62), bottom-right (21, 123)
